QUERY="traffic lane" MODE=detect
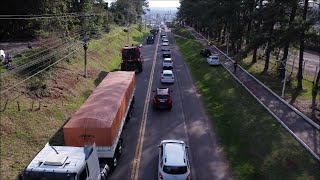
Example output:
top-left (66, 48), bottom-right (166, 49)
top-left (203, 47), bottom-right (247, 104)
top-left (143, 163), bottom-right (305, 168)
top-left (108, 37), bottom-right (158, 180)
top-left (169, 33), bottom-right (233, 179)
top-left (138, 36), bottom-right (190, 180)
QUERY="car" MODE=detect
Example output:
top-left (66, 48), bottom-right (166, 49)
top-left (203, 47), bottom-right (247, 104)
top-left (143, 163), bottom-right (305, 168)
top-left (162, 58), bottom-right (173, 69)
top-left (162, 49), bottom-right (171, 58)
top-left (161, 70), bottom-right (174, 84)
top-left (200, 48), bottom-right (211, 57)
top-left (158, 140), bottom-right (191, 180)
top-left (153, 88), bottom-right (173, 110)
top-left (207, 55), bottom-right (220, 65)
top-left (147, 35), bottom-right (155, 44)
top-left (161, 43), bottom-right (169, 50)
top-left (161, 34), bottom-right (167, 39)
top-left (162, 39), bottom-right (169, 43)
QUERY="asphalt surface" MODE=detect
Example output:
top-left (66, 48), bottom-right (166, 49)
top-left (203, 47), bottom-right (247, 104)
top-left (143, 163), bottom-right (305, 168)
top-left (189, 28), bottom-right (320, 161)
top-left (108, 28), bottom-right (232, 179)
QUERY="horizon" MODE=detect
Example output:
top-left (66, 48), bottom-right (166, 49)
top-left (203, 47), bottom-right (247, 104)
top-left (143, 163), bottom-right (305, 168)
top-left (105, 0), bottom-right (180, 8)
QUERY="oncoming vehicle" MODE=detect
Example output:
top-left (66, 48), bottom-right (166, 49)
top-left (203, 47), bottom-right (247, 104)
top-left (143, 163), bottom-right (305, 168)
top-left (207, 55), bottom-right (220, 65)
top-left (147, 35), bottom-right (155, 44)
top-left (158, 140), bottom-right (191, 180)
top-left (161, 70), bottom-right (174, 84)
top-left (162, 58), bottom-right (173, 69)
top-left (200, 48), bottom-right (211, 57)
top-left (161, 34), bottom-right (167, 39)
top-left (153, 88), bottom-right (173, 110)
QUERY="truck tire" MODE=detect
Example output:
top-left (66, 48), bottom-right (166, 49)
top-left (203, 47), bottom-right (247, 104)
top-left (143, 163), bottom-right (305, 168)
top-left (138, 64), bottom-right (143, 72)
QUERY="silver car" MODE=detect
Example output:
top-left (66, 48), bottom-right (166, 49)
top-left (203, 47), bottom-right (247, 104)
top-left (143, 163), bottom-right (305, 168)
top-left (158, 140), bottom-right (191, 180)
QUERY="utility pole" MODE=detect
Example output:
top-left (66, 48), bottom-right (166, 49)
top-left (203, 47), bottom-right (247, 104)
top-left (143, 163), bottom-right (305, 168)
top-left (281, 60), bottom-right (288, 98)
top-left (83, 41), bottom-right (88, 78)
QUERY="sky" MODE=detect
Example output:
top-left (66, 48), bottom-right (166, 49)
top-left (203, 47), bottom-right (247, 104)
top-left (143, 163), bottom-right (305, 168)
top-left (106, 0), bottom-right (180, 8)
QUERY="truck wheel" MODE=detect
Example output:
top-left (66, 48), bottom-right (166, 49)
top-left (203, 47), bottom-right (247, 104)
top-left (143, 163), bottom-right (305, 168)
top-left (138, 64), bottom-right (143, 72)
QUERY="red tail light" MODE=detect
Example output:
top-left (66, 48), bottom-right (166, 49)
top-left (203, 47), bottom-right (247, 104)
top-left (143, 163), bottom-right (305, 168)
top-left (186, 174), bottom-right (191, 180)
top-left (159, 172), bottom-right (163, 179)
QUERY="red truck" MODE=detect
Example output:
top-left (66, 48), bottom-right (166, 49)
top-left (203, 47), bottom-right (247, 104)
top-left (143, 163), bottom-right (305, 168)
top-left (121, 46), bottom-right (143, 72)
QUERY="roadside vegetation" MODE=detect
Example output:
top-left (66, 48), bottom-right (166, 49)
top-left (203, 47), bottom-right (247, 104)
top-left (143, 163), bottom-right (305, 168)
top-left (177, 0), bottom-right (320, 123)
top-left (0, 25), bottom-right (149, 180)
top-left (174, 34), bottom-right (320, 179)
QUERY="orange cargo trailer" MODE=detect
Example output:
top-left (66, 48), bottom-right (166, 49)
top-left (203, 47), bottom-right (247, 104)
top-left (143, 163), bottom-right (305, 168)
top-left (63, 71), bottom-right (135, 160)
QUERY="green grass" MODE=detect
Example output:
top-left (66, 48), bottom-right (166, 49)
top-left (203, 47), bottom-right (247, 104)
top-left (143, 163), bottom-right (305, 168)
top-left (0, 25), bottom-right (149, 179)
top-left (173, 27), bottom-right (195, 39)
top-left (175, 37), bottom-right (320, 180)
top-left (241, 56), bottom-right (313, 100)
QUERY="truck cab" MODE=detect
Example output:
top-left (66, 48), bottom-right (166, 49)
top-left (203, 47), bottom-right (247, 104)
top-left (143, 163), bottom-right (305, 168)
top-left (22, 144), bottom-right (109, 180)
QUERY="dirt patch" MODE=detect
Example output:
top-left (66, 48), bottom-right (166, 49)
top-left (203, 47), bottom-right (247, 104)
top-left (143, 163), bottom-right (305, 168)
top-left (88, 51), bottom-right (100, 61)
top-left (292, 99), bottom-right (320, 124)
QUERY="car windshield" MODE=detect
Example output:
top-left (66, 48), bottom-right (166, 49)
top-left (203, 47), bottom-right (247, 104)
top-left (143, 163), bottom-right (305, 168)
top-left (163, 73), bottom-right (172, 77)
top-left (157, 95), bottom-right (169, 99)
top-left (164, 60), bottom-right (172, 63)
top-left (163, 165), bottom-right (188, 175)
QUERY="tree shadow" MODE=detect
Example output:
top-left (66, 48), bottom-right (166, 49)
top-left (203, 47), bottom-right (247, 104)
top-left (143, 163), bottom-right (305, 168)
top-left (94, 71), bottom-right (109, 87)
top-left (289, 88), bottom-right (306, 105)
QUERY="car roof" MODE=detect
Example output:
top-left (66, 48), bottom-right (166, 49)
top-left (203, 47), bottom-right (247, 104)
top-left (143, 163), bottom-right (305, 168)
top-left (156, 88), bottom-right (169, 95)
top-left (162, 43), bottom-right (169, 45)
top-left (164, 58), bottom-right (172, 61)
top-left (163, 142), bottom-right (186, 166)
top-left (162, 70), bottom-right (173, 74)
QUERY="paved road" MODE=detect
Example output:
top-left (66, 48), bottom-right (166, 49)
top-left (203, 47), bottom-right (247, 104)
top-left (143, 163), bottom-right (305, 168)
top-left (189, 28), bottom-right (320, 161)
top-left (109, 29), bottom-right (232, 179)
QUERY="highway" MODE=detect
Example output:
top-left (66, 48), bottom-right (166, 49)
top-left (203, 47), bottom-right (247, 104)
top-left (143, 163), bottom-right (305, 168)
top-left (108, 28), bottom-right (232, 179)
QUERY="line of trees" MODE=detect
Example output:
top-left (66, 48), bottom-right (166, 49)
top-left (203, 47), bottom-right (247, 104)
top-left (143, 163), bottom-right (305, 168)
top-left (0, 0), bottom-right (148, 40)
top-left (177, 0), bottom-right (319, 89)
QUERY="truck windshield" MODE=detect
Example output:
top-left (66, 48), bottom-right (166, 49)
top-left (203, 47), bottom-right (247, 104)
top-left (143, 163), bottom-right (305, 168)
top-left (23, 172), bottom-right (76, 180)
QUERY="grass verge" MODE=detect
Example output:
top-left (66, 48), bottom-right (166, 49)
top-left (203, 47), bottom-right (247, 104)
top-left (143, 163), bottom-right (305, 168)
top-left (0, 25), bottom-right (149, 179)
top-left (175, 36), bottom-right (320, 180)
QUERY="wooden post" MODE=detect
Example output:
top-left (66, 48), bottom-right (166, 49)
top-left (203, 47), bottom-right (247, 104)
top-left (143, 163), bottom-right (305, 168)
top-left (17, 101), bottom-right (20, 111)
top-left (31, 100), bottom-right (34, 111)
top-left (37, 101), bottom-right (41, 111)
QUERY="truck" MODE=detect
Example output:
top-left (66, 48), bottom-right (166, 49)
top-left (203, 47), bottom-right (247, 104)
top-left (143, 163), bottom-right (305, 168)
top-left (146, 35), bottom-right (155, 44)
top-left (120, 46), bottom-right (143, 72)
top-left (21, 71), bottom-right (136, 180)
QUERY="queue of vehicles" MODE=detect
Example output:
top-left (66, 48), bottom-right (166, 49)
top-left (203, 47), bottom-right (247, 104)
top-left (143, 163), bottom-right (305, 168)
top-left (21, 26), bottom-right (191, 180)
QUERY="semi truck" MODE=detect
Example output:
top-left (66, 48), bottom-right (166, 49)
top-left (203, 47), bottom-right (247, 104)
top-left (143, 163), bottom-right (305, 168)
top-left (21, 71), bottom-right (136, 180)
top-left (120, 46), bottom-right (143, 72)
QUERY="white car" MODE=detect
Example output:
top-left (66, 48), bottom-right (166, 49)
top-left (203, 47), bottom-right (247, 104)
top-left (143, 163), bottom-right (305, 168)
top-left (162, 39), bottom-right (169, 43)
top-left (161, 43), bottom-right (169, 51)
top-left (162, 35), bottom-right (167, 39)
top-left (207, 55), bottom-right (220, 65)
top-left (158, 140), bottom-right (191, 180)
top-left (161, 70), bottom-right (174, 84)
top-left (162, 58), bottom-right (173, 69)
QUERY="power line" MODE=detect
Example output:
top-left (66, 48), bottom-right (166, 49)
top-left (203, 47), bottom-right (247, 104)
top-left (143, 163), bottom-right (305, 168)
top-left (0, 48), bottom-right (80, 95)
top-left (0, 13), bottom-right (106, 20)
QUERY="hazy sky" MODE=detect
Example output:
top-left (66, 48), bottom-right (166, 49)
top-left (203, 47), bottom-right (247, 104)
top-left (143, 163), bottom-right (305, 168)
top-left (106, 0), bottom-right (180, 7)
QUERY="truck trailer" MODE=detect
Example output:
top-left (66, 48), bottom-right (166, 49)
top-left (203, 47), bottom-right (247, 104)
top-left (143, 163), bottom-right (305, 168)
top-left (21, 71), bottom-right (136, 179)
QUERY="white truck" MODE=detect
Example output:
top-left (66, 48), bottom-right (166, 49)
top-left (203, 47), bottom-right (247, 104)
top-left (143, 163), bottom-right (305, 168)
top-left (21, 71), bottom-right (136, 179)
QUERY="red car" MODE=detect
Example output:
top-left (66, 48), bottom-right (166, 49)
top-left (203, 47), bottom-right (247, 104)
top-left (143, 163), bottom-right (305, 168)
top-left (153, 88), bottom-right (172, 110)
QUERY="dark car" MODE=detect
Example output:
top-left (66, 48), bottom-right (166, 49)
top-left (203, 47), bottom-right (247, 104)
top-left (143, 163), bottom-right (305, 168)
top-left (200, 48), bottom-right (211, 57)
top-left (162, 49), bottom-right (171, 58)
top-left (147, 35), bottom-right (155, 44)
top-left (153, 88), bottom-right (172, 110)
